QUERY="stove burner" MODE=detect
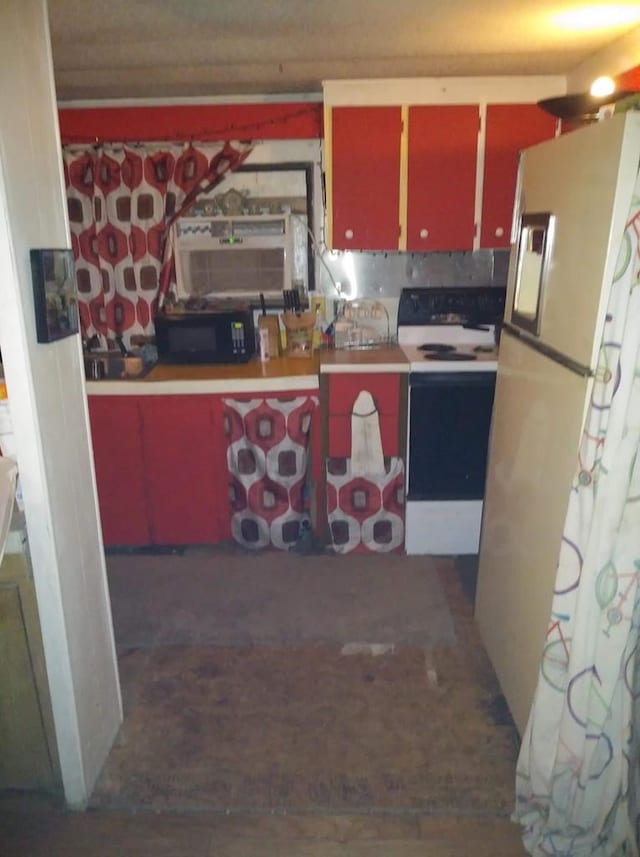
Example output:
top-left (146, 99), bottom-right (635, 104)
top-left (473, 345), bottom-right (496, 354)
top-left (425, 352), bottom-right (477, 361)
top-left (418, 343), bottom-right (456, 353)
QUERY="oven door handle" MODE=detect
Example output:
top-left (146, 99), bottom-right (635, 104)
top-left (409, 370), bottom-right (497, 388)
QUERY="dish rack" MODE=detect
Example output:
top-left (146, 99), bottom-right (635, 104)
top-left (333, 299), bottom-right (392, 349)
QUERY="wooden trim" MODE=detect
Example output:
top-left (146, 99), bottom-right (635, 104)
top-left (473, 103), bottom-right (487, 251)
top-left (398, 372), bottom-right (408, 465)
top-left (323, 105), bottom-right (333, 249)
top-left (322, 76), bottom-right (567, 107)
top-left (398, 106), bottom-right (409, 250)
top-left (317, 373), bottom-right (331, 546)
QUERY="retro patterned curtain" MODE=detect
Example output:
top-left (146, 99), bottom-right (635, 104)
top-left (326, 456), bottom-right (405, 553)
top-left (63, 141), bottom-right (252, 349)
top-left (515, 169), bottom-right (640, 855)
top-left (223, 396), bottom-right (318, 550)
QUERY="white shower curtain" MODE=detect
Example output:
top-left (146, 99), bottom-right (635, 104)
top-left (515, 168), bottom-right (640, 855)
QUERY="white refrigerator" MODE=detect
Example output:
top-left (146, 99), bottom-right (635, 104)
top-left (474, 112), bottom-right (640, 734)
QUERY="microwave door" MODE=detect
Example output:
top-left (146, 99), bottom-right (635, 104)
top-left (172, 321), bottom-right (217, 360)
top-left (156, 313), bottom-right (254, 364)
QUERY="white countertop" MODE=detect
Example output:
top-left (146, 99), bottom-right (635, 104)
top-left (319, 344), bottom-right (409, 374)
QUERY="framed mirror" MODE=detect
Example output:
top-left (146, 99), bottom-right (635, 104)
top-left (511, 212), bottom-right (554, 336)
top-left (30, 248), bottom-right (79, 343)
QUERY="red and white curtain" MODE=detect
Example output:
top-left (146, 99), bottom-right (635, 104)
top-left (223, 396), bottom-right (318, 550)
top-left (63, 141), bottom-right (252, 349)
top-left (326, 456), bottom-right (405, 553)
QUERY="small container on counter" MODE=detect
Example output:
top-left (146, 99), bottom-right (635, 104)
top-left (258, 326), bottom-right (271, 362)
top-left (280, 311), bottom-right (315, 359)
top-left (258, 315), bottom-right (281, 358)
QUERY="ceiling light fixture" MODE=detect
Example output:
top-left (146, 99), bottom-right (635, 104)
top-left (590, 76), bottom-right (616, 97)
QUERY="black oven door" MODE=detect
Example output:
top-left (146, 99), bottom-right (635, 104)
top-left (408, 371), bottom-right (496, 501)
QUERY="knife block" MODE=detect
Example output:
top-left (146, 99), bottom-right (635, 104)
top-left (258, 315), bottom-right (281, 358)
top-left (280, 311), bottom-right (315, 358)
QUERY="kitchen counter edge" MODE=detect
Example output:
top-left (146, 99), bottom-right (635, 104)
top-left (86, 356), bottom-right (320, 396)
top-left (320, 345), bottom-right (409, 373)
top-left (86, 348), bottom-right (409, 395)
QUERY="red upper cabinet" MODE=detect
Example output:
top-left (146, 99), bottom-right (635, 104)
top-left (480, 103), bottom-right (557, 248)
top-left (406, 105), bottom-right (479, 251)
top-left (329, 106), bottom-right (402, 250)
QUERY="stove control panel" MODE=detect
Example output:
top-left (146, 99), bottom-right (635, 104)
top-left (397, 287), bottom-right (506, 327)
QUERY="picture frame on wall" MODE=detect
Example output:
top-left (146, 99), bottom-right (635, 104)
top-left (30, 248), bottom-right (79, 343)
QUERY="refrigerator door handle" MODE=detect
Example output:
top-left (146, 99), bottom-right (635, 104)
top-left (502, 323), bottom-right (593, 378)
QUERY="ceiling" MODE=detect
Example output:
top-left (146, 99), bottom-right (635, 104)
top-left (48, 0), bottom-right (640, 102)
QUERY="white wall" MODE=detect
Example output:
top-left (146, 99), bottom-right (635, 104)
top-left (0, 0), bottom-right (121, 807)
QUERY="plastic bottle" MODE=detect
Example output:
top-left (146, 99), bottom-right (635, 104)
top-left (259, 326), bottom-right (270, 362)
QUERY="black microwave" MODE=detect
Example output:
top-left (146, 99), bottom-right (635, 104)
top-left (154, 308), bottom-right (256, 364)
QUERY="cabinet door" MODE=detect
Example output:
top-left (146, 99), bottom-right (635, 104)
top-left (330, 106), bottom-right (402, 250)
top-left (328, 374), bottom-right (400, 457)
top-left (481, 104), bottom-right (557, 248)
top-left (0, 555), bottom-right (59, 789)
top-left (407, 105), bottom-right (479, 251)
top-left (141, 396), bottom-right (221, 545)
top-left (88, 397), bottom-right (151, 546)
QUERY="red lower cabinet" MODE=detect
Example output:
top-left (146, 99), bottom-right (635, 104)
top-left (140, 396), bottom-right (225, 545)
top-left (88, 396), bottom-right (151, 546)
top-left (321, 372), bottom-right (407, 554)
top-left (327, 373), bottom-right (401, 456)
top-left (327, 413), bottom-right (399, 457)
top-left (89, 394), bottom-right (229, 547)
top-left (89, 391), bottom-right (320, 547)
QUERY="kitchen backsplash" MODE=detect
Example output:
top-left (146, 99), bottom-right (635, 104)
top-left (316, 248), bottom-right (509, 299)
top-left (313, 248), bottom-right (510, 334)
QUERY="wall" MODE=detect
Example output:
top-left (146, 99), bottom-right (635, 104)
top-left (57, 87), bottom-right (534, 333)
top-left (567, 25), bottom-right (640, 92)
top-left (0, 0), bottom-right (121, 807)
top-left (58, 101), bottom-right (323, 145)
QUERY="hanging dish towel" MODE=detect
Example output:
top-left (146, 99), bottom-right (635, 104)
top-left (350, 390), bottom-right (385, 477)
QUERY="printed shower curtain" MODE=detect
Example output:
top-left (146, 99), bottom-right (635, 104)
top-left (63, 140), bottom-right (252, 349)
top-left (515, 169), bottom-right (640, 855)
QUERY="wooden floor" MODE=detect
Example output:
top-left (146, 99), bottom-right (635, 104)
top-left (1, 794), bottom-right (527, 856)
top-left (0, 555), bottom-right (528, 855)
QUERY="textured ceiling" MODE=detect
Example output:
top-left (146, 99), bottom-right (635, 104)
top-left (48, 0), bottom-right (640, 101)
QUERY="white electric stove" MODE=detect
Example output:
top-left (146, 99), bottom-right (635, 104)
top-left (397, 287), bottom-right (505, 555)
